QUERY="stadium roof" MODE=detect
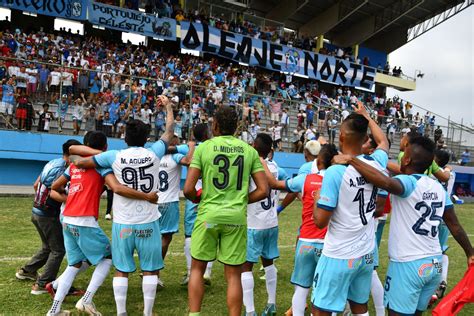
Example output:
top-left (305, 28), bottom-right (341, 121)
top-left (201, 0), bottom-right (470, 53)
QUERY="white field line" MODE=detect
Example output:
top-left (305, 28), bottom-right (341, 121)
top-left (2, 234), bottom-right (473, 262)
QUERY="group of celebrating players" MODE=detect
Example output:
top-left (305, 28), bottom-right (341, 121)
top-left (16, 94), bottom-right (473, 316)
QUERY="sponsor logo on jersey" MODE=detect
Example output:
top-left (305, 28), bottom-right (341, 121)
top-left (120, 228), bottom-right (133, 239)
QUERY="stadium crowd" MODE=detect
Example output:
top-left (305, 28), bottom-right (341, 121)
top-left (0, 27), bottom-right (453, 161)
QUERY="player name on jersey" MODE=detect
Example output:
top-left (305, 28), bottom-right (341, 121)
top-left (120, 157), bottom-right (153, 164)
top-left (349, 176), bottom-right (368, 187)
top-left (213, 145), bottom-right (245, 153)
top-left (422, 192), bottom-right (439, 200)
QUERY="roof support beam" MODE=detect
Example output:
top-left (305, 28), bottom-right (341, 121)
top-left (332, 0), bottom-right (425, 47)
top-left (299, 0), bottom-right (368, 37)
top-left (265, 0), bottom-right (308, 22)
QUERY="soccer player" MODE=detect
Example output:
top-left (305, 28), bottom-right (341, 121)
top-left (16, 139), bottom-right (81, 295)
top-left (361, 134), bottom-right (388, 316)
top-left (71, 95), bottom-right (174, 316)
top-left (158, 135), bottom-right (195, 275)
top-left (431, 149), bottom-right (456, 301)
top-left (312, 101), bottom-right (389, 316)
top-left (47, 131), bottom-right (158, 316)
top-left (264, 144), bottom-right (338, 316)
top-left (175, 124), bottom-right (214, 285)
top-left (334, 135), bottom-right (474, 315)
top-left (184, 106), bottom-right (268, 316)
top-left (241, 133), bottom-right (279, 316)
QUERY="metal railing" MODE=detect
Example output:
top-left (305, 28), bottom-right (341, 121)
top-left (0, 56), bottom-right (471, 158)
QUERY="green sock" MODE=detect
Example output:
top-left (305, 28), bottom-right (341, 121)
top-left (189, 313), bottom-right (200, 316)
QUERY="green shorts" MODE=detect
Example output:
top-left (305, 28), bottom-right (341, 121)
top-left (191, 219), bottom-right (247, 265)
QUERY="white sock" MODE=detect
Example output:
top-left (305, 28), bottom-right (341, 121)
top-left (241, 271), bottom-right (255, 313)
top-left (52, 261), bottom-right (90, 290)
top-left (184, 237), bottom-right (192, 274)
top-left (264, 264), bottom-right (277, 304)
top-left (371, 270), bottom-right (385, 316)
top-left (442, 254), bottom-right (449, 283)
top-left (353, 313), bottom-right (369, 316)
top-left (113, 277), bottom-right (128, 315)
top-left (142, 275), bottom-right (158, 316)
top-left (291, 285), bottom-right (309, 316)
top-left (205, 261), bottom-right (213, 277)
top-left (50, 266), bottom-right (80, 313)
top-left (83, 259), bottom-right (112, 304)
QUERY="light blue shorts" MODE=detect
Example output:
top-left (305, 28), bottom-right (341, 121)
top-left (184, 199), bottom-right (198, 237)
top-left (384, 256), bottom-right (442, 314)
top-left (111, 220), bottom-right (163, 273)
top-left (438, 222), bottom-right (449, 253)
top-left (246, 226), bottom-right (279, 263)
top-left (290, 240), bottom-right (323, 288)
top-left (63, 223), bottom-right (111, 266)
top-left (158, 201), bottom-right (179, 234)
top-left (311, 251), bottom-right (375, 313)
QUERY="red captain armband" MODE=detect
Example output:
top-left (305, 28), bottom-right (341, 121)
top-left (383, 194), bottom-right (392, 214)
top-left (191, 189), bottom-right (202, 204)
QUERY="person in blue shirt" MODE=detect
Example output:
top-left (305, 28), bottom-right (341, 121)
top-left (154, 106), bottom-right (166, 141)
top-left (461, 148), bottom-right (470, 166)
top-left (55, 95), bottom-right (69, 133)
top-left (306, 104), bottom-right (315, 128)
top-left (16, 139), bottom-right (81, 295)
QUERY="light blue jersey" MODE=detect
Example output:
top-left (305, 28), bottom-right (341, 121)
top-left (32, 158), bottom-right (67, 217)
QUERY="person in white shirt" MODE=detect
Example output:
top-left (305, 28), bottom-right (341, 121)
top-left (269, 121), bottom-right (283, 151)
top-left (401, 122), bottom-right (411, 136)
top-left (49, 68), bottom-right (62, 94)
top-left (72, 96), bottom-right (86, 135)
top-left (312, 102), bottom-right (389, 315)
top-left (61, 69), bottom-right (73, 96)
top-left (335, 135), bottom-right (473, 316)
top-left (242, 133), bottom-right (279, 316)
top-left (280, 108), bottom-right (289, 139)
top-left (341, 109), bottom-right (350, 121)
top-left (157, 135), bottom-right (194, 263)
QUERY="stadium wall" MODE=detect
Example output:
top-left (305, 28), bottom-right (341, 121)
top-left (1, 131), bottom-right (473, 199)
top-left (0, 131), bottom-right (306, 186)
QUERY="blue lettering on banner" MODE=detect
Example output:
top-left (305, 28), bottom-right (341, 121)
top-left (88, 2), bottom-right (176, 40)
top-left (0, 0), bottom-right (88, 20)
top-left (180, 21), bottom-right (376, 89)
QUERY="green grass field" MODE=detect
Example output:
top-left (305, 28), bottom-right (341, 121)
top-left (0, 197), bottom-right (472, 315)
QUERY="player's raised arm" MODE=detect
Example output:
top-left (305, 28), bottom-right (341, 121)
top-left (158, 95), bottom-right (175, 144)
top-left (353, 101), bottom-right (389, 153)
top-left (179, 141), bottom-right (196, 166)
top-left (68, 155), bottom-right (96, 169)
top-left (105, 174), bottom-right (158, 204)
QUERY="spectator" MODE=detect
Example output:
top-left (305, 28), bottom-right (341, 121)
top-left (48, 67), bottom-right (61, 96)
top-left (401, 122), bottom-right (411, 136)
top-left (270, 98), bottom-right (281, 123)
top-left (269, 121), bottom-right (283, 151)
top-left (37, 103), bottom-right (53, 133)
top-left (84, 106), bottom-right (97, 133)
top-left (55, 94), bottom-right (69, 133)
top-left (280, 108), bottom-right (289, 139)
top-left (15, 92), bottom-right (28, 130)
top-left (327, 113), bottom-right (338, 144)
top-left (292, 125), bottom-right (304, 153)
top-left (317, 106), bottom-right (327, 135)
top-left (434, 126), bottom-right (443, 143)
top-left (71, 96), bottom-right (86, 135)
top-left (461, 149), bottom-right (470, 166)
top-left (1, 77), bottom-right (16, 128)
top-left (305, 104), bottom-right (314, 128)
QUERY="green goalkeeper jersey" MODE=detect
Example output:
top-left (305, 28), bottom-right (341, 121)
top-left (190, 135), bottom-right (264, 225)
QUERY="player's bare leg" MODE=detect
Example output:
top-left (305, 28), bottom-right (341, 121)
top-left (225, 264), bottom-right (243, 316)
top-left (188, 258), bottom-right (207, 313)
top-left (348, 300), bottom-right (368, 315)
top-left (161, 233), bottom-right (173, 259)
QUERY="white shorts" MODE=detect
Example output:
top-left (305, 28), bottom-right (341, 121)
top-left (270, 113), bottom-right (279, 122)
top-left (0, 102), bottom-right (13, 115)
